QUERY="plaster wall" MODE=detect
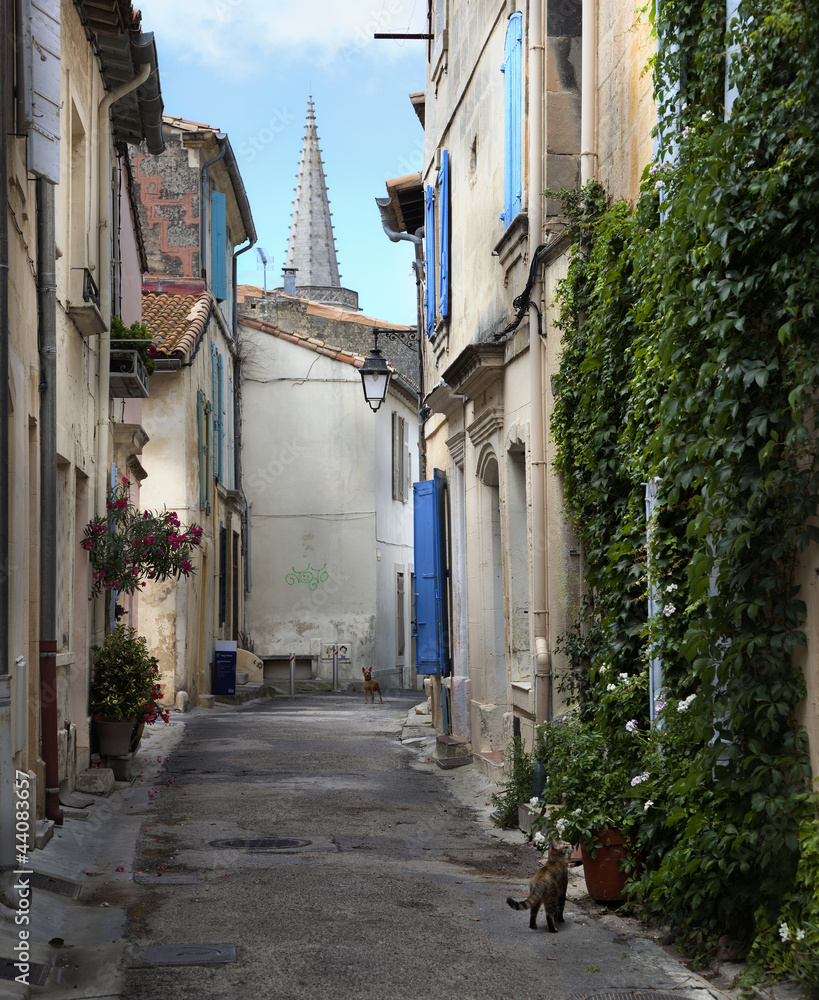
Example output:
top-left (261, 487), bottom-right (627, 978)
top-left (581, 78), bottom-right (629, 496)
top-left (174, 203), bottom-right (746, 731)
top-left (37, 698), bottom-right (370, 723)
top-left (241, 326), bottom-right (381, 684)
top-left (595, 0), bottom-right (656, 202)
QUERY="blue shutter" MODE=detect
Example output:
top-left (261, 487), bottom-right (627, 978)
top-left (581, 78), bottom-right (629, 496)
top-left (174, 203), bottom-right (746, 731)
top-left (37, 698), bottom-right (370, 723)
top-left (424, 184), bottom-right (436, 337)
top-left (210, 190), bottom-right (227, 301)
top-left (413, 469), bottom-right (450, 675)
top-left (21, 0), bottom-right (61, 183)
top-left (502, 12), bottom-right (522, 227)
top-left (438, 150), bottom-right (450, 319)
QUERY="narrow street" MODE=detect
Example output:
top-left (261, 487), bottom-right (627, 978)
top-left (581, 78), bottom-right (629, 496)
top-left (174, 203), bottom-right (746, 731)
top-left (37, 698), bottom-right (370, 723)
top-left (106, 695), bottom-right (720, 1000)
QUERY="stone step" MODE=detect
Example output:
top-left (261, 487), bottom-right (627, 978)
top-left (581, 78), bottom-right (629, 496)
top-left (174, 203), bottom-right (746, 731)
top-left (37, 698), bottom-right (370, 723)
top-left (214, 682), bottom-right (277, 706)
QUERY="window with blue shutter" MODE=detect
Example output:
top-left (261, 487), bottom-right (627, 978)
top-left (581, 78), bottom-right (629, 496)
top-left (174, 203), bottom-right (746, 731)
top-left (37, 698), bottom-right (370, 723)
top-left (413, 469), bottom-right (450, 675)
top-left (210, 190), bottom-right (227, 301)
top-left (501, 12), bottom-right (522, 228)
top-left (437, 149), bottom-right (450, 319)
top-left (20, 0), bottom-right (61, 183)
top-left (424, 185), bottom-right (436, 337)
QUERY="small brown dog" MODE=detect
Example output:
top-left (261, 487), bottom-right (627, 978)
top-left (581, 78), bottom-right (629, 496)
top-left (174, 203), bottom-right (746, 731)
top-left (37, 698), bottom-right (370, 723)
top-left (362, 667), bottom-right (383, 704)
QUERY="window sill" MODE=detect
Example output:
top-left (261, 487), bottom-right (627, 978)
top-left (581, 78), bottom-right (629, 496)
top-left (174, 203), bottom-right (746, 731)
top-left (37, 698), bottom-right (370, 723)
top-left (492, 211), bottom-right (529, 276)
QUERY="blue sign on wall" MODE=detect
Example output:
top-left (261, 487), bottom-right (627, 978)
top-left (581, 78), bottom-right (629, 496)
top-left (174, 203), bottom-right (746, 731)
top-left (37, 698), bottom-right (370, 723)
top-left (413, 469), bottom-right (450, 676)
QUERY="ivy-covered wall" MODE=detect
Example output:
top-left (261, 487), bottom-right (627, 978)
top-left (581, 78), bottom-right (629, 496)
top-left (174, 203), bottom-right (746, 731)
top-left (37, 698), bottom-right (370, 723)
top-left (549, 0), bottom-right (819, 985)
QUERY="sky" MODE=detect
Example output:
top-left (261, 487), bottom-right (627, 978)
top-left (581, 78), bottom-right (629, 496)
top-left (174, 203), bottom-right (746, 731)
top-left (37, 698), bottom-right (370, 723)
top-left (136, 0), bottom-right (429, 326)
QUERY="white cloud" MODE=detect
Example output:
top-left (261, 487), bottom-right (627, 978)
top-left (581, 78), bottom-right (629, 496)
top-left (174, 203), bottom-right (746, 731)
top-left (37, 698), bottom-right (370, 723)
top-left (138, 0), bottom-right (428, 79)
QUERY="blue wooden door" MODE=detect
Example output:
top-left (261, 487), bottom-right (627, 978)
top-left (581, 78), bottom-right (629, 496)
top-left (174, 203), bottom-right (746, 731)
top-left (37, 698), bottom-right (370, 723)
top-left (413, 469), bottom-right (450, 675)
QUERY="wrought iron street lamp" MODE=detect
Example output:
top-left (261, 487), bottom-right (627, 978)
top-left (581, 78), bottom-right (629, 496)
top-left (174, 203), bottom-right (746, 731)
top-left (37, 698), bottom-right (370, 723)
top-left (359, 330), bottom-right (392, 412)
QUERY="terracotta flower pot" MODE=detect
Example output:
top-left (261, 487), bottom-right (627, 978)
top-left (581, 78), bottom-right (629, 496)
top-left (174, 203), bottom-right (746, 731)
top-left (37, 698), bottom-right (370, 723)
top-left (580, 827), bottom-right (637, 903)
top-left (94, 716), bottom-right (137, 757)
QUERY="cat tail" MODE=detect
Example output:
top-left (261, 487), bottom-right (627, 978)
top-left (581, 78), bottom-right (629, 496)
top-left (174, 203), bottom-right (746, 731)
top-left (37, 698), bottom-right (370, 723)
top-left (506, 885), bottom-right (545, 911)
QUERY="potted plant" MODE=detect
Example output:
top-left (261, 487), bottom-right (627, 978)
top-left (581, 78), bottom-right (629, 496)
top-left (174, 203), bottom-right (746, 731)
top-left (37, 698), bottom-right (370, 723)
top-left (90, 625), bottom-right (164, 756)
top-left (531, 717), bottom-right (645, 902)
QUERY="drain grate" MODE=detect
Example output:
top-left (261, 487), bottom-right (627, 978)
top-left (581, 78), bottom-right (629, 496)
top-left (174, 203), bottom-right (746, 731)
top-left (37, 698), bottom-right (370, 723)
top-left (209, 837), bottom-right (311, 850)
top-left (30, 872), bottom-right (83, 899)
top-left (0, 958), bottom-right (50, 986)
top-left (125, 943), bottom-right (236, 968)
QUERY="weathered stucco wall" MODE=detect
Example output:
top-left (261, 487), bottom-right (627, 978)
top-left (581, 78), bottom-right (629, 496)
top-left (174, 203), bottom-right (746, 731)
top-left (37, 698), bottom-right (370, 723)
top-left (240, 320), bottom-right (416, 688)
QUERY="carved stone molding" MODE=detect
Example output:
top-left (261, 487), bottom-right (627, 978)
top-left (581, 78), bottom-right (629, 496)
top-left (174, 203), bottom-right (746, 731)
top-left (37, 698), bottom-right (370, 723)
top-left (466, 406), bottom-right (504, 451)
top-left (443, 342), bottom-right (506, 401)
top-left (446, 430), bottom-right (466, 469)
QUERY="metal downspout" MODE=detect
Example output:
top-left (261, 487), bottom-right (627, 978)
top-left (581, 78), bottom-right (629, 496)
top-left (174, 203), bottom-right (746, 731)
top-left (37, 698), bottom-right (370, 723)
top-left (37, 179), bottom-right (62, 824)
top-left (581, 0), bottom-right (598, 184)
top-left (0, 0), bottom-right (16, 870)
top-left (529, 0), bottom-right (551, 724)
top-left (0, 0), bottom-right (9, 672)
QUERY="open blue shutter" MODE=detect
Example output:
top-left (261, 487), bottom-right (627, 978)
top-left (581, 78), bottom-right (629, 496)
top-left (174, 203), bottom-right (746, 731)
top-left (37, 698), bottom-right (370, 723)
top-left (424, 185), bottom-right (436, 336)
top-left (438, 150), bottom-right (450, 319)
top-left (413, 469), bottom-right (450, 675)
top-left (210, 190), bottom-right (227, 301)
top-left (21, 0), bottom-right (61, 183)
top-left (502, 12), bottom-right (522, 227)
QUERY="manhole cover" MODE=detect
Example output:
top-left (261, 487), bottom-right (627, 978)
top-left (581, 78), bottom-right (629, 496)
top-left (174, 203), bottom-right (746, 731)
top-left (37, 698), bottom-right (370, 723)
top-left (209, 837), bottom-right (311, 850)
top-left (0, 958), bottom-right (49, 986)
top-left (125, 943), bottom-right (236, 968)
top-left (30, 872), bottom-right (83, 899)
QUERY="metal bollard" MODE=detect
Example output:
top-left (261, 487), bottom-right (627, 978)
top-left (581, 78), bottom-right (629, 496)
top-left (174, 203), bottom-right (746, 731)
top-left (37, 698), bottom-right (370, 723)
top-left (332, 645), bottom-right (339, 692)
top-left (289, 652), bottom-right (295, 697)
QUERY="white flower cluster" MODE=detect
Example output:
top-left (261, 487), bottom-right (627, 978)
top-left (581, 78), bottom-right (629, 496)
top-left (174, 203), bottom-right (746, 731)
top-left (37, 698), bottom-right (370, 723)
top-left (630, 771), bottom-right (650, 786)
top-left (778, 923), bottom-right (807, 943)
top-left (677, 694), bottom-right (696, 712)
top-left (533, 831), bottom-right (546, 846)
top-left (606, 683), bottom-right (617, 692)
top-left (663, 604), bottom-right (676, 617)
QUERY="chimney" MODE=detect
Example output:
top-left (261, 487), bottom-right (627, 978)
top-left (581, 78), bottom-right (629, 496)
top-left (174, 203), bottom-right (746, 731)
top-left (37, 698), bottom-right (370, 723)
top-left (282, 267), bottom-right (298, 297)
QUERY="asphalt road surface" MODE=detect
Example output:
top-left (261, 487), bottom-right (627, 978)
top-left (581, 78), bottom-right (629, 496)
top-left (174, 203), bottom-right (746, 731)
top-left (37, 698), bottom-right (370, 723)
top-left (116, 694), bottom-right (715, 1000)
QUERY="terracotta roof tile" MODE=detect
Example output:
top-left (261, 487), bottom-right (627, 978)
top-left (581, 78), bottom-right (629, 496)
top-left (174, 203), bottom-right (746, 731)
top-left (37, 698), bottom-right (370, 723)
top-left (142, 290), bottom-right (213, 360)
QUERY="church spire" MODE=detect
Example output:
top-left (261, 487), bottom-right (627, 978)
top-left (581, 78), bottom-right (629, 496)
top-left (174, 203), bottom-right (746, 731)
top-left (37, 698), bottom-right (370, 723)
top-left (281, 97), bottom-right (358, 311)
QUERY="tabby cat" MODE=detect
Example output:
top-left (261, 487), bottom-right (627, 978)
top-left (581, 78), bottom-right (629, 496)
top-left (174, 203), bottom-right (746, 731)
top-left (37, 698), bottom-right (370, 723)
top-left (506, 839), bottom-right (570, 931)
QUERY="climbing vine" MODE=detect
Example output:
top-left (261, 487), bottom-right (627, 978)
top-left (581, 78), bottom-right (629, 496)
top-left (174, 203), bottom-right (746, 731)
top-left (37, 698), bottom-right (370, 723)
top-left (550, 0), bottom-right (819, 983)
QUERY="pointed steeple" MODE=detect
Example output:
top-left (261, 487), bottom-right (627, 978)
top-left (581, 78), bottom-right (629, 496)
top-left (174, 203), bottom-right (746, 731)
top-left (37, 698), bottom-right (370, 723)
top-left (280, 98), bottom-right (359, 312)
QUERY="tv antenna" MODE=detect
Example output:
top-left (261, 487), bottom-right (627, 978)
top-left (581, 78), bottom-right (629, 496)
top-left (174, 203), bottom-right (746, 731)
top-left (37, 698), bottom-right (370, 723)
top-left (255, 247), bottom-right (272, 316)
